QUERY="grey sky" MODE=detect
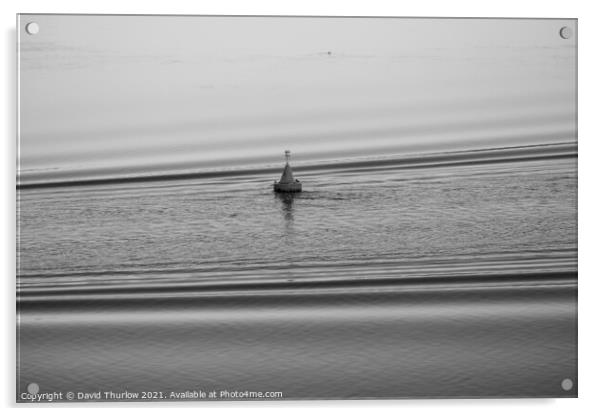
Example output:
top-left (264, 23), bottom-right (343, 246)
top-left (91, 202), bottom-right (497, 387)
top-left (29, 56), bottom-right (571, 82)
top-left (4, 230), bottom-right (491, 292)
top-left (18, 15), bottom-right (576, 181)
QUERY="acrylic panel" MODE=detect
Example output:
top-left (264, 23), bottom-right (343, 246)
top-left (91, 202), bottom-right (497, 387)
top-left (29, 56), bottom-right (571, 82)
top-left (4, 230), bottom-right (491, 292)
top-left (16, 15), bottom-right (577, 402)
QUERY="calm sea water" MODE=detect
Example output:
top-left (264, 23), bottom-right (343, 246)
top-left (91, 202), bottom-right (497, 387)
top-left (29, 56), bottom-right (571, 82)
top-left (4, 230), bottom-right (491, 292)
top-left (16, 144), bottom-right (577, 400)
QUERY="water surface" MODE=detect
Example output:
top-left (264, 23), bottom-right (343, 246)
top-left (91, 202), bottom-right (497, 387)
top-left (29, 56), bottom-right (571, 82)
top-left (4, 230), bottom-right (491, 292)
top-left (16, 144), bottom-right (578, 400)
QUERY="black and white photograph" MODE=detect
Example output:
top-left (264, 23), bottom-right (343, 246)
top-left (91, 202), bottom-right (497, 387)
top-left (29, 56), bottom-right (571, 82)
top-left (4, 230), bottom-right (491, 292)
top-left (16, 14), bottom-right (577, 401)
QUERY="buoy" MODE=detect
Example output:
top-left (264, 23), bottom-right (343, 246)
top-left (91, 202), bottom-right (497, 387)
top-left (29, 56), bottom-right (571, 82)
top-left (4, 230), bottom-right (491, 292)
top-left (273, 150), bottom-right (302, 193)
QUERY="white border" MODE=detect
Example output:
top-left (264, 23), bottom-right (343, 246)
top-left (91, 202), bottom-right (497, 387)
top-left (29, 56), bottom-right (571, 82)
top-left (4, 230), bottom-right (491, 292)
top-left (3, 1), bottom-right (601, 414)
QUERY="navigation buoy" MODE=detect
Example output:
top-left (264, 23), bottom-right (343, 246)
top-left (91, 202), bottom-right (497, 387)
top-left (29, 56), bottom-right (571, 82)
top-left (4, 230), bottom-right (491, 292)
top-left (273, 150), bottom-right (302, 193)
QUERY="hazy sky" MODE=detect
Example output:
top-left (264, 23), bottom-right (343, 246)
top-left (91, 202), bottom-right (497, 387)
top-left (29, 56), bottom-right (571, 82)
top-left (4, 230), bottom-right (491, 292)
top-left (18, 15), bottom-right (576, 181)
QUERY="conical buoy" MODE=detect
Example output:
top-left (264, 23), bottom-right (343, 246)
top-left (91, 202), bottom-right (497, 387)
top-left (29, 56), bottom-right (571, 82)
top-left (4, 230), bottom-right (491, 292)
top-left (274, 150), bottom-right (302, 193)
